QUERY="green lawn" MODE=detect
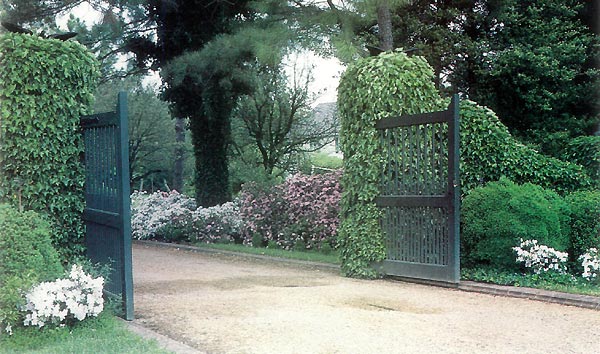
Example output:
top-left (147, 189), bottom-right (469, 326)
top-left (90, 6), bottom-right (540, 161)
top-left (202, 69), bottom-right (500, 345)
top-left (0, 314), bottom-right (170, 354)
top-left (192, 242), bottom-right (340, 265)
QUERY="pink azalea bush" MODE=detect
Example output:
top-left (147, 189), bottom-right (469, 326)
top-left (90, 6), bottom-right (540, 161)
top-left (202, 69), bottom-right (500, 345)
top-left (239, 171), bottom-right (342, 250)
top-left (190, 202), bottom-right (243, 244)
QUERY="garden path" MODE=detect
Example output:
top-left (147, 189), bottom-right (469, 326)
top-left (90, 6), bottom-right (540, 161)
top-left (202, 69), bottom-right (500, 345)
top-left (132, 243), bottom-right (600, 354)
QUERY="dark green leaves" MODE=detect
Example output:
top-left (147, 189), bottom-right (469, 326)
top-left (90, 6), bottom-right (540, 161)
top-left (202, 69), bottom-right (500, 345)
top-left (0, 33), bottom-right (100, 261)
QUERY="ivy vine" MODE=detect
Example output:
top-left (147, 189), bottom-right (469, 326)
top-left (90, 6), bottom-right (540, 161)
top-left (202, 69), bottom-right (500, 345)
top-left (0, 33), bottom-right (100, 261)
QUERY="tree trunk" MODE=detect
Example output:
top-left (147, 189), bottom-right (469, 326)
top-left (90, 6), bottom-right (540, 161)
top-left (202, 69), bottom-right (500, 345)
top-left (173, 117), bottom-right (185, 192)
top-left (377, 2), bottom-right (394, 51)
top-left (190, 104), bottom-right (231, 207)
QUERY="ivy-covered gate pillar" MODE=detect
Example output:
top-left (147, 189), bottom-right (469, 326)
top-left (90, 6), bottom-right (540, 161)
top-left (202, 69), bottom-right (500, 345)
top-left (337, 50), bottom-right (454, 279)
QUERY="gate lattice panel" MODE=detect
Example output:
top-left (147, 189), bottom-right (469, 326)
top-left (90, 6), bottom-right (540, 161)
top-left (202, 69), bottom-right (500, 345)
top-left (80, 92), bottom-right (134, 319)
top-left (375, 95), bottom-right (460, 283)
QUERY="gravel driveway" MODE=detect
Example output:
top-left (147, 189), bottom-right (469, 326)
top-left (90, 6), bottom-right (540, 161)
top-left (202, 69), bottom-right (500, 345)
top-left (132, 243), bottom-right (600, 354)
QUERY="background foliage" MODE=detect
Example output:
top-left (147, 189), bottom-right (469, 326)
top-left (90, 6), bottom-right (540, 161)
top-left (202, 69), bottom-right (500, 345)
top-left (93, 76), bottom-right (193, 192)
top-left (0, 33), bottom-right (100, 260)
top-left (562, 136), bottom-right (600, 185)
top-left (459, 100), bottom-right (592, 194)
top-left (337, 50), bottom-right (444, 278)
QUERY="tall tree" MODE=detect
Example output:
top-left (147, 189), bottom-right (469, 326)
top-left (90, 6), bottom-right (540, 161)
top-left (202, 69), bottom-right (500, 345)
top-left (127, 0), bottom-right (253, 206)
top-left (232, 62), bottom-right (337, 175)
top-left (465, 0), bottom-right (599, 139)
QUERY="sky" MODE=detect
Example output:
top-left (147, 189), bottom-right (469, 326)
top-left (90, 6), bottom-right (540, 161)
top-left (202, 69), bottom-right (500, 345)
top-left (56, 4), bottom-right (345, 105)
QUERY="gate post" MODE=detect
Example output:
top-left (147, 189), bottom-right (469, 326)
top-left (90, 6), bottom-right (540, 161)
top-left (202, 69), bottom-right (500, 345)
top-left (448, 94), bottom-right (461, 282)
top-left (116, 92), bottom-right (134, 320)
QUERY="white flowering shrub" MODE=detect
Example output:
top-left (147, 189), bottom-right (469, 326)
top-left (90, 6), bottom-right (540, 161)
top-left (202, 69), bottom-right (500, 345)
top-left (191, 202), bottom-right (243, 243)
top-left (131, 190), bottom-right (243, 243)
top-left (23, 265), bottom-right (104, 328)
top-left (579, 248), bottom-right (600, 281)
top-left (513, 239), bottom-right (569, 274)
top-left (131, 190), bottom-right (196, 240)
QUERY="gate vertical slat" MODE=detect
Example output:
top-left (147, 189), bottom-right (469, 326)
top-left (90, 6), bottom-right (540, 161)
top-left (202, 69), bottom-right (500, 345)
top-left (375, 95), bottom-right (460, 283)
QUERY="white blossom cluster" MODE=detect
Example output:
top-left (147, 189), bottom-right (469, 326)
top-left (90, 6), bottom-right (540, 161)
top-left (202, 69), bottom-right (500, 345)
top-left (513, 239), bottom-right (568, 274)
top-left (23, 265), bottom-right (104, 328)
top-left (131, 190), bottom-right (196, 240)
top-left (579, 248), bottom-right (600, 281)
top-left (131, 190), bottom-right (243, 242)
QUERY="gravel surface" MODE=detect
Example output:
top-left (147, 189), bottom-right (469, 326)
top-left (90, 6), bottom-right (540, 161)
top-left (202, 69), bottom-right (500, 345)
top-left (132, 243), bottom-right (600, 354)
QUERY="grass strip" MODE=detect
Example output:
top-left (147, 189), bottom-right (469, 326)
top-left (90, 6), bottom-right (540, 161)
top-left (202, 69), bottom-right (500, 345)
top-left (191, 242), bottom-right (340, 265)
top-left (0, 314), bottom-right (171, 354)
top-left (462, 267), bottom-right (600, 297)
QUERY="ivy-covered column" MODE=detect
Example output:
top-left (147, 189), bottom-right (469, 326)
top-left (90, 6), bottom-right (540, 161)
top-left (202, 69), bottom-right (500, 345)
top-left (337, 50), bottom-right (443, 278)
top-left (0, 33), bottom-right (100, 261)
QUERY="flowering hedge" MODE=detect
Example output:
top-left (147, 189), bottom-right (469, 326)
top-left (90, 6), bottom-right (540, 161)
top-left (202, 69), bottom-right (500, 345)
top-left (131, 190), bottom-right (242, 243)
top-left (239, 171), bottom-right (342, 250)
top-left (131, 190), bottom-right (196, 241)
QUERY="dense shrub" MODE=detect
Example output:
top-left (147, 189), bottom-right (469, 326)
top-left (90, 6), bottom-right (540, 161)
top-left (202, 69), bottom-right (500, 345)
top-left (0, 33), bottom-right (100, 260)
top-left (461, 178), bottom-right (571, 270)
top-left (0, 204), bottom-right (64, 334)
top-left (239, 171), bottom-right (342, 251)
top-left (565, 190), bottom-right (600, 262)
top-left (459, 100), bottom-right (591, 194)
top-left (131, 190), bottom-right (196, 241)
top-left (131, 190), bottom-right (243, 243)
top-left (190, 202), bottom-right (243, 244)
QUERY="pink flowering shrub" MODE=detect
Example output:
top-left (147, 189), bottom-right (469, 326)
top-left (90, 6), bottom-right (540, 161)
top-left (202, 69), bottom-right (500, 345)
top-left (190, 202), bottom-right (243, 244)
top-left (239, 171), bottom-right (342, 250)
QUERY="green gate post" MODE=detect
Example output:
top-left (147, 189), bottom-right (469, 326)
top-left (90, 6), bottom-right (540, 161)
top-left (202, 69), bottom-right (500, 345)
top-left (117, 92), bottom-right (134, 320)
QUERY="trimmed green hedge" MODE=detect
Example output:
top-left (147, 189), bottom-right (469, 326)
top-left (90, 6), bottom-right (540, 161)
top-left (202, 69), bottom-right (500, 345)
top-left (461, 178), bottom-right (571, 270)
top-left (0, 204), bottom-right (64, 331)
top-left (565, 190), bottom-right (600, 262)
top-left (0, 33), bottom-right (100, 260)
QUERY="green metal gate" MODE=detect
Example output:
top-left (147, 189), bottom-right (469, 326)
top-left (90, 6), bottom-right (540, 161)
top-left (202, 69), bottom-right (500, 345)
top-left (375, 95), bottom-right (460, 284)
top-left (80, 92), bottom-right (134, 319)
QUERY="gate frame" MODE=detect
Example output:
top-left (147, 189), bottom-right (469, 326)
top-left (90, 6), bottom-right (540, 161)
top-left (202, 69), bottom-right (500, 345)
top-left (80, 92), bottom-right (134, 320)
top-left (374, 95), bottom-right (460, 284)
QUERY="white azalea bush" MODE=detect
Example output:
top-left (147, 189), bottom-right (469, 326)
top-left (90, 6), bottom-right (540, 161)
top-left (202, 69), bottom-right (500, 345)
top-left (513, 239), bottom-right (569, 274)
top-left (23, 265), bottom-right (104, 328)
top-left (579, 248), bottom-right (600, 281)
top-left (131, 190), bottom-right (243, 243)
top-left (131, 190), bottom-right (196, 240)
